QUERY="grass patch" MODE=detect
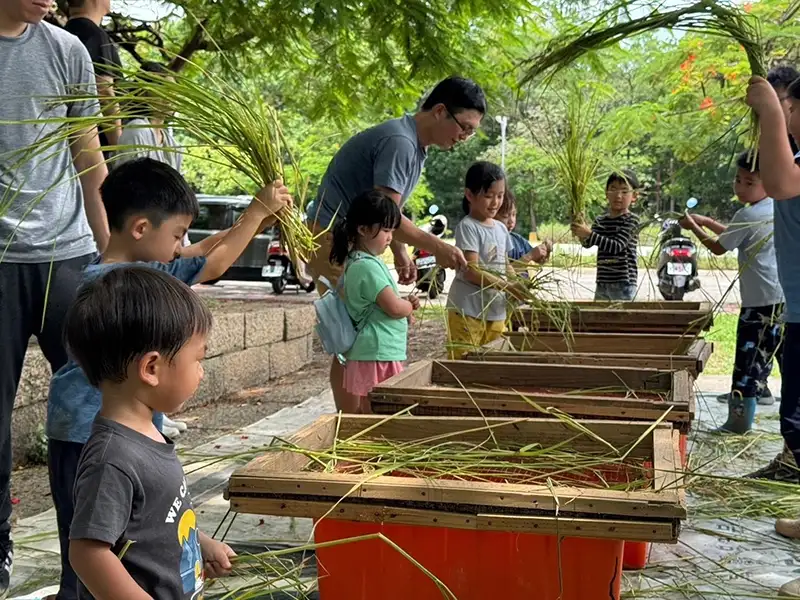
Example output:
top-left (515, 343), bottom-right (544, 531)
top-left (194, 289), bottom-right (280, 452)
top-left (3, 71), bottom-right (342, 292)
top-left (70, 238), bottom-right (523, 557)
top-left (548, 249), bottom-right (739, 270)
top-left (703, 312), bottom-right (737, 376)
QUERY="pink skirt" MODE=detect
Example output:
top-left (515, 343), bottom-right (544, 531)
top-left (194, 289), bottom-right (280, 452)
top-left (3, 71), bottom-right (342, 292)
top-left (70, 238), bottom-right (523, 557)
top-left (343, 361), bottom-right (404, 397)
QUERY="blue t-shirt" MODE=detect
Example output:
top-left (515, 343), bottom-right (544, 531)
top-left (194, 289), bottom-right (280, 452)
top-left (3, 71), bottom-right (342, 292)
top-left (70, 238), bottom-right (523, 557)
top-left (307, 115), bottom-right (427, 228)
top-left (47, 256), bottom-right (207, 444)
top-left (508, 231), bottom-right (533, 261)
top-left (774, 153), bottom-right (800, 323)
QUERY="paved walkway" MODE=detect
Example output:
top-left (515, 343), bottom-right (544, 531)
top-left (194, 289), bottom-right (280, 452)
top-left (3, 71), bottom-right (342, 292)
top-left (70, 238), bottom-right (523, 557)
top-left (10, 374), bottom-right (798, 599)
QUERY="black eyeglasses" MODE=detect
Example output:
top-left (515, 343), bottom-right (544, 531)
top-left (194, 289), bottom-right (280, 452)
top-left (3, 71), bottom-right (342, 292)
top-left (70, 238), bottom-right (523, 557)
top-left (445, 106), bottom-right (476, 138)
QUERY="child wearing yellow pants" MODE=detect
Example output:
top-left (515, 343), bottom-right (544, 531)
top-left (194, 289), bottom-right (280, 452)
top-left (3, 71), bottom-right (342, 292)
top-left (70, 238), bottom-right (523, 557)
top-left (446, 161), bottom-right (525, 359)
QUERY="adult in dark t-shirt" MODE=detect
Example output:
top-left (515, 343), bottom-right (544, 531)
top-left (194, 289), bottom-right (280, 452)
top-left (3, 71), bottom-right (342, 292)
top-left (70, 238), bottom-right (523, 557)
top-left (64, 0), bottom-right (122, 150)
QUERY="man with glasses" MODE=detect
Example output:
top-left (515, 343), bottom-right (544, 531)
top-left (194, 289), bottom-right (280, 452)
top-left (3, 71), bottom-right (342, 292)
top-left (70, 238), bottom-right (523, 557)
top-left (306, 76), bottom-right (486, 412)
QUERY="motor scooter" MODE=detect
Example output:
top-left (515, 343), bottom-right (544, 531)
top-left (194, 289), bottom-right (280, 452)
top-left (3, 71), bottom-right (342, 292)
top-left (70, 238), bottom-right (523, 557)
top-left (656, 198), bottom-right (701, 301)
top-left (413, 206), bottom-right (448, 299)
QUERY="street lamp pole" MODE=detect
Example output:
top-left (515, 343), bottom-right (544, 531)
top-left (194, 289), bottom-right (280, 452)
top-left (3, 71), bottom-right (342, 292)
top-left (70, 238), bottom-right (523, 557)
top-left (495, 115), bottom-right (508, 170)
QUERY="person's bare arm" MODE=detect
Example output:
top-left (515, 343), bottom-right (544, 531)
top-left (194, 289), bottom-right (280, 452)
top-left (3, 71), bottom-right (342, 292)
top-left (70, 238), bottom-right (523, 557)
top-left (96, 75), bottom-right (121, 147)
top-left (70, 125), bottom-right (110, 252)
top-left (70, 539), bottom-right (153, 600)
top-left (196, 185), bottom-right (290, 283)
top-left (747, 77), bottom-right (800, 200)
top-left (375, 186), bottom-right (465, 269)
top-left (180, 229), bottom-right (230, 258)
top-left (680, 214), bottom-right (727, 256)
top-left (461, 251), bottom-right (520, 294)
top-left (693, 215), bottom-right (727, 235)
top-left (376, 287), bottom-right (414, 318)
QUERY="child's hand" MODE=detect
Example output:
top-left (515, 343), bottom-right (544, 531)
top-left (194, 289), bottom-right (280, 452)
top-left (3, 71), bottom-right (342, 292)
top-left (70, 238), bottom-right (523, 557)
top-left (407, 294), bottom-right (421, 311)
top-left (746, 76), bottom-right (781, 116)
top-left (678, 213), bottom-right (696, 230)
top-left (570, 222), bottom-right (591, 240)
top-left (506, 281), bottom-right (528, 302)
top-left (253, 179), bottom-right (293, 219)
top-left (201, 537), bottom-right (236, 579)
top-left (531, 244), bottom-right (549, 264)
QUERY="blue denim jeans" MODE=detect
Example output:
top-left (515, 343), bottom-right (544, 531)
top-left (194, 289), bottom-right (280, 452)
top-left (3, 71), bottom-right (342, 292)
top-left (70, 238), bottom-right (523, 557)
top-left (594, 282), bottom-right (636, 302)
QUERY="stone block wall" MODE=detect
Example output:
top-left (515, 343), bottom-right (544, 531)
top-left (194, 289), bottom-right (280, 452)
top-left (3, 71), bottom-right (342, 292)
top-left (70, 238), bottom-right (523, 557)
top-left (12, 303), bottom-right (316, 466)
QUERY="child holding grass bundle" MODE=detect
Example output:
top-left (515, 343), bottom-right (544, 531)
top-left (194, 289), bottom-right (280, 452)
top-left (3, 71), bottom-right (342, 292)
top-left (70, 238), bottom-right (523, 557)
top-left (329, 190), bottom-right (420, 413)
top-left (495, 187), bottom-right (552, 271)
top-left (447, 161), bottom-right (526, 358)
top-left (64, 266), bottom-right (234, 599)
top-left (572, 171), bottom-right (641, 302)
top-left (746, 74), bottom-right (800, 597)
top-left (47, 157), bottom-right (290, 600)
top-left (680, 151), bottom-right (784, 433)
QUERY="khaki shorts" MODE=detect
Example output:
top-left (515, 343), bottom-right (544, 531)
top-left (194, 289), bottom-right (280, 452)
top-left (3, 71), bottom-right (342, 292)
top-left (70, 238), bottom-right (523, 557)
top-left (307, 223), bottom-right (344, 295)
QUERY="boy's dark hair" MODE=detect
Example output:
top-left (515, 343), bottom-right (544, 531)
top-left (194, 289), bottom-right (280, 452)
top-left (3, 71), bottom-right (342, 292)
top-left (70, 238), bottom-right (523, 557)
top-left (65, 266), bottom-right (212, 387)
top-left (497, 187), bottom-right (517, 218)
top-left (102, 158), bottom-right (199, 231)
top-left (421, 77), bottom-right (487, 115)
top-left (606, 170), bottom-right (641, 191)
top-left (462, 161), bottom-right (505, 215)
top-left (329, 190), bottom-right (402, 265)
top-left (767, 65), bottom-right (800, 91)
top-left (124, 63), bottom-right (173, 122)
top-left (736, 150), bottom-right (760, 173)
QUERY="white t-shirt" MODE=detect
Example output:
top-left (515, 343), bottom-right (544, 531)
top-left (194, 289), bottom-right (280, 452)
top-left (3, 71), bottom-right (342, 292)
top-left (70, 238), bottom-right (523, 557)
top-left (447, 216), bottom-right (513, 321)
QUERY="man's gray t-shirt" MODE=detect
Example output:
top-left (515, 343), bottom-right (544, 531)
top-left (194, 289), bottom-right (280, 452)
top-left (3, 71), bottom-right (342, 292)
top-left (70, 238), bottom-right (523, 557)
top-left (448, 217), bottom-right (513, 321)
top-left (308, 115), bottom-right (426, 227)
top-left (71, 418), bottom-right (205, 599)
top-left (718, 198), bottom-right (784, 308)
top-left (0, 22), bottom-right (100, 262)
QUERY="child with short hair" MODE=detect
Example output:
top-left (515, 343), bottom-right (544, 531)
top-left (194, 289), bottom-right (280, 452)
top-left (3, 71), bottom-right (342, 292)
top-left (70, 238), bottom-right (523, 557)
top-left (328, 190), bottom-right (420, 414)
top-left (65, 266), bottom-right (234, 599)
top-left (746, 74), bottom-right (800, 596)
top-left (571, 171), bottom-right (641, 301)
top-left (680, 151), bottom-right (784, 433)
top-left (47, 157), bottom-right (291, 600)
top-left (494, 188), bottom-right (552, 270)
top-left (447, 161), bottom-right (525, 358)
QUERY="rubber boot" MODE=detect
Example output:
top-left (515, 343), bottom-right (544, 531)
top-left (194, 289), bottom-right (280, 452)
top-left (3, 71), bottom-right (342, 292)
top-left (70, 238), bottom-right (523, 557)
top-left (715, 393), bottom-right (756, 434)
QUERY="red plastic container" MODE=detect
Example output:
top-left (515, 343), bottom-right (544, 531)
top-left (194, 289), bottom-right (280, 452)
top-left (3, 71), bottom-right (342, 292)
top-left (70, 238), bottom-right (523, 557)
top-left (315, 519), bottom-right (624, 600)
top-left (622, 541), bottom-right (650, 570)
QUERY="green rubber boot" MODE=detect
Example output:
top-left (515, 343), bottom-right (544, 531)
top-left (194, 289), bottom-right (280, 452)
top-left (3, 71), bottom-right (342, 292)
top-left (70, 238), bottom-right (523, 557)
top-left (715, 392), bottom-right (756, 434)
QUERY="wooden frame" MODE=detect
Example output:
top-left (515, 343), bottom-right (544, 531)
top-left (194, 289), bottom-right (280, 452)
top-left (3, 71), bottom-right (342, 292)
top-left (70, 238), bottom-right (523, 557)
top-left (465, 332), bottom-right (713, 377)
top-left (369, 360), bottom-right (695, 430)
top-left (511, 302), bottom-right (714, 334)
top-left (227, 415), bottom-right (686, 543)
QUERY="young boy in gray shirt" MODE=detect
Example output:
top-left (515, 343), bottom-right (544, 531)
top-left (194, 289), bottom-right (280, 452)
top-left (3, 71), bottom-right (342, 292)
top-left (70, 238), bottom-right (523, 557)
top-left (681, 151), bottom-right (784, 434)
top-left (65, 266), bottom-right (235, 599)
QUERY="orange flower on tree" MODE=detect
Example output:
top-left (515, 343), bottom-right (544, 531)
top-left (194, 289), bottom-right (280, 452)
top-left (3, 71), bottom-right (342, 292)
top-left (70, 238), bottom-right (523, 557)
top-left (700, 97), bottom-right (714, 110)
top-left (744, 3), bottom-right (752, 12)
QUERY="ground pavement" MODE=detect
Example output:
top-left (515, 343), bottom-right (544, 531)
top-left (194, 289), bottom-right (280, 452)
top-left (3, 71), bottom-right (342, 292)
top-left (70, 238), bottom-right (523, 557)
top-left (9, 374), bottom-right (799, 599)
top-left (197, 266), bottom-right (743, 307)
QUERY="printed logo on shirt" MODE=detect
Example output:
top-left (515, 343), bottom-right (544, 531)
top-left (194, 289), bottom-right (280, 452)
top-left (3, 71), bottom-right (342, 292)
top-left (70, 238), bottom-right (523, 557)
top-left (487, 244), bottom-right (498, 263)
top-left (166, 477), bottom-right (204, 599)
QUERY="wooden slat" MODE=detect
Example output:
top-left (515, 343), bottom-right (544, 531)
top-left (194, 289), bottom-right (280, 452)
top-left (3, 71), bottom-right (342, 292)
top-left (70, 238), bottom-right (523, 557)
top-left (499, 332), bottom-right (694, 355)
top-left (428, 360), bottom-right (673, 391)
top-left (228, 473), bottom-right (686, 519)
top-left (565, 300), bottom-right (703, 311)
top-left (371, 387), bottom-right (692, 425)
top-left (227, 497), bottom-right (678, 542)
top-left (512, 306), bottom-right (714, 334)
top-left (474, 514), bottom-right (678, 543)
top-left (465, 350), bottom-right (698, 374)
top-left (672, 371), bottom-right (696, 420)
top-left (234, 415), bottom-right (336, 476)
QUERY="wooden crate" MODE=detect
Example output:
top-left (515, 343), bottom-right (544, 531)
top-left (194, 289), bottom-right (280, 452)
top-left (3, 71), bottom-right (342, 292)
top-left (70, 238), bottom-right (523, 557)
top-left (511, 302), bottom-right (714, 334)
top-left (369, 360), bottom-right (694, 430)
top-left (465, 332), bottom-right (713, 377)
top-left (567, 301), bottom-right (706, 311)
top-left (227, 415), bottom-right (686, 543)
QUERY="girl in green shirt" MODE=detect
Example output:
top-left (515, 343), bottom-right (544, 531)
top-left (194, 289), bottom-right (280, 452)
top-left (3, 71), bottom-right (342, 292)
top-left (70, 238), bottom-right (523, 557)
top-left (329, 190), bottom-right (420, 413)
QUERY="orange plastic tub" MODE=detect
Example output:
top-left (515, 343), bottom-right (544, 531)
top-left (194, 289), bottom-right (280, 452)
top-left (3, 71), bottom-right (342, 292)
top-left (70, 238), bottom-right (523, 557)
top-left (623, 541), bottom-right (650, 570)
top-left (315, 519), bottom-right (624, 600)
